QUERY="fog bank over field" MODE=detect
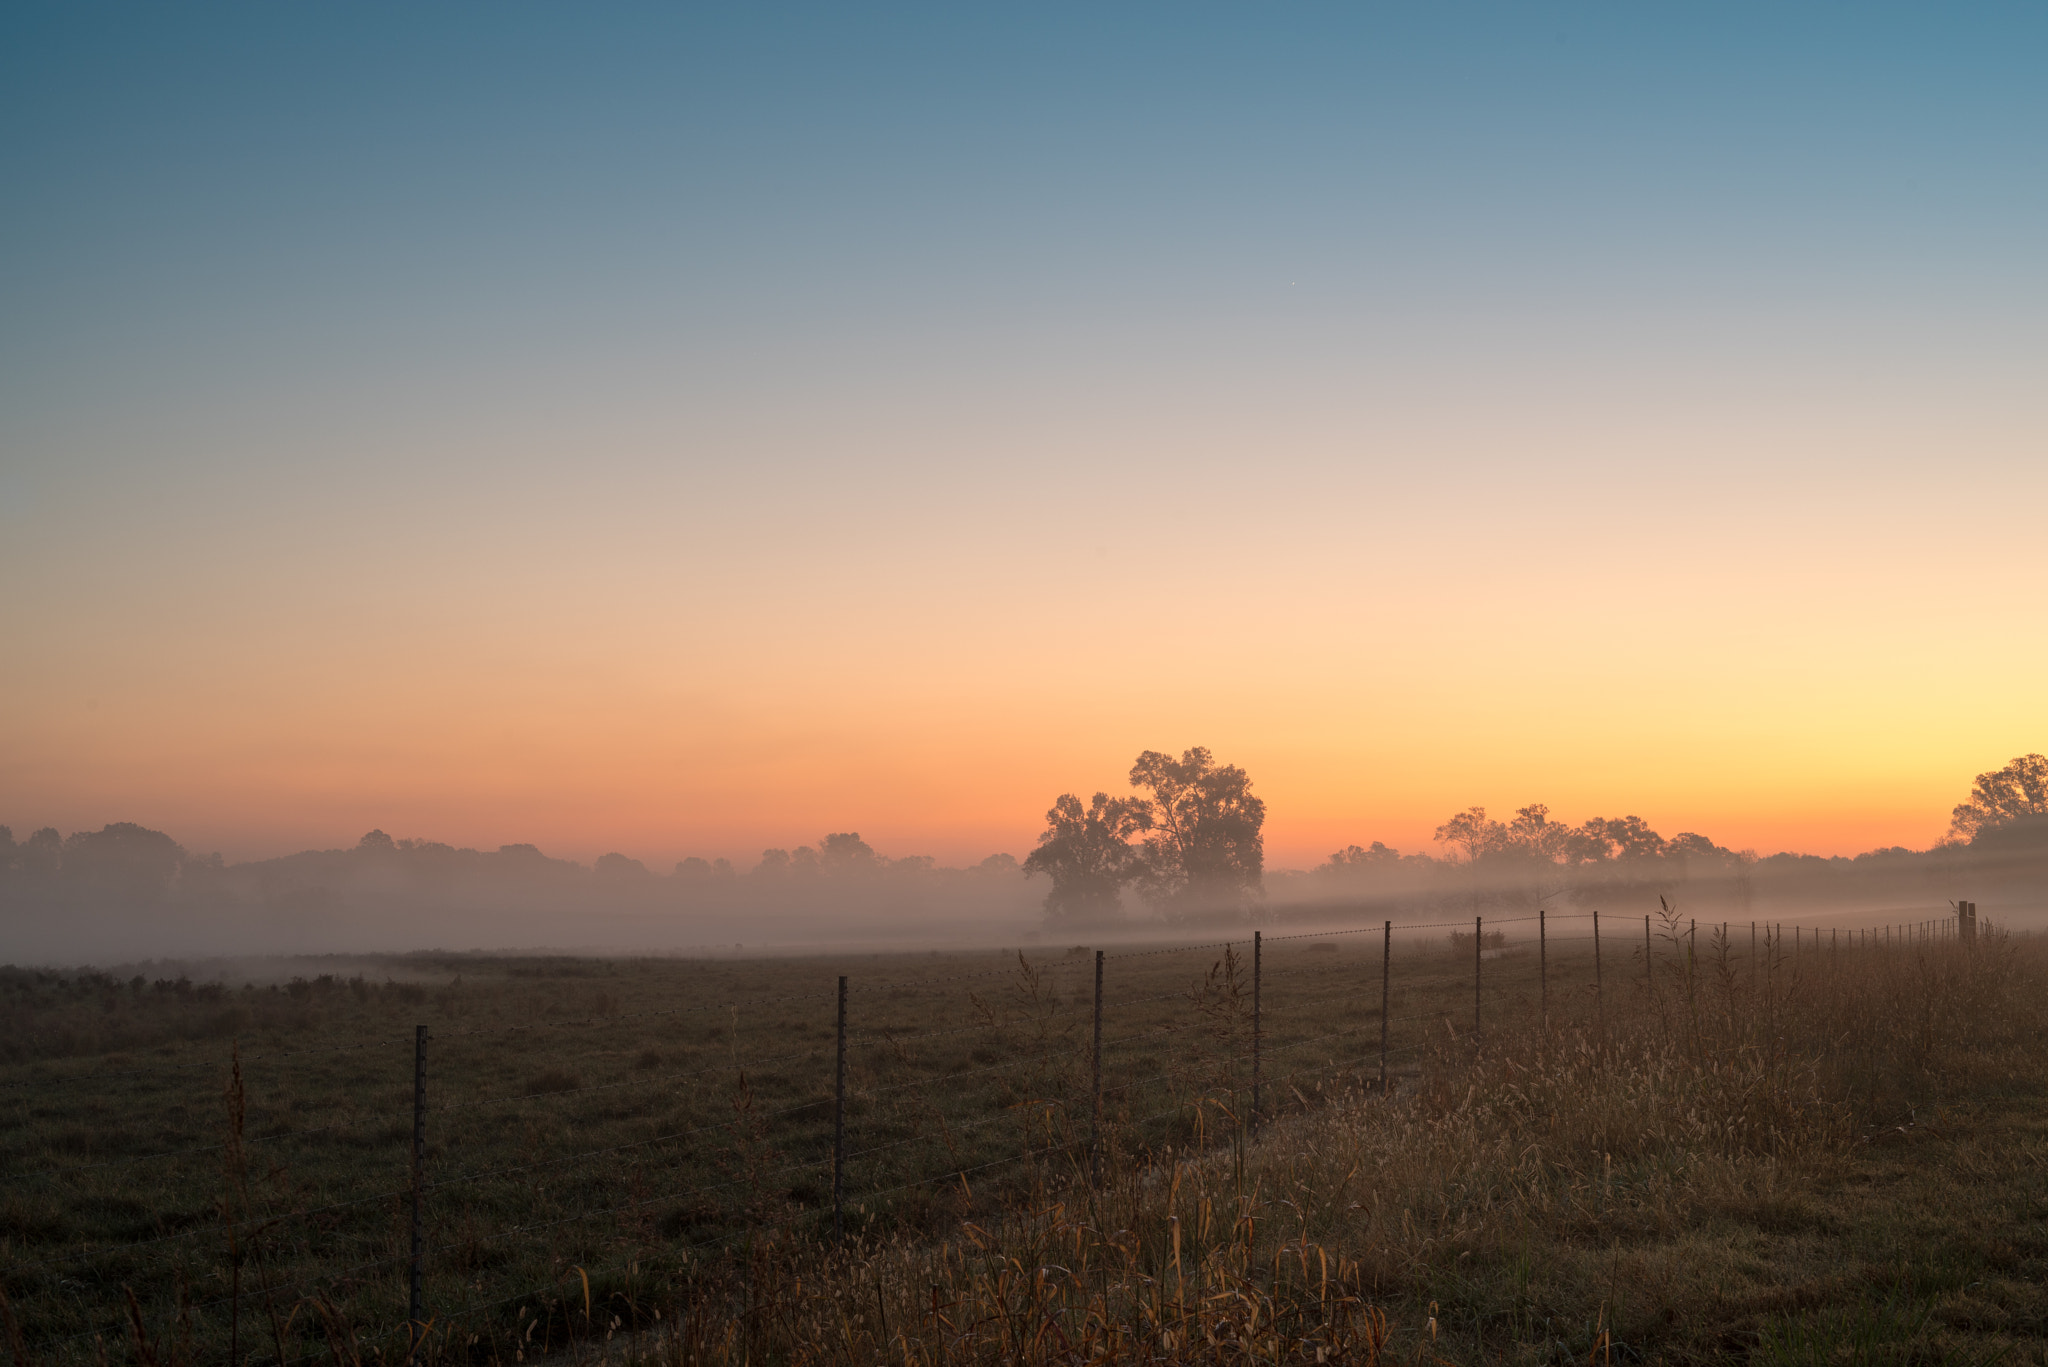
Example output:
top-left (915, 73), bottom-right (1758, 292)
top-left (4, 798), bottom-right (2044, 970)
top-left (6, 751), bottom-right (2044, 966)
top-left (0, 827), bottom-right (1047, 964)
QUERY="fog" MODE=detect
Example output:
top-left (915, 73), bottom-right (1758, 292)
top-left (3, 802), bottom-right (2043, 971)
top-left (0, 825), bottom-right (1051, 966)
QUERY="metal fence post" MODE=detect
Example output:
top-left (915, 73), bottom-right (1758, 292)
top-left (1250, 932), bottom-right (1262, 1140)
top-left (1379, 920), bottom-right (1390, 1091)
top-left (408, 1024), bottom-right (426, 1363)
top-left (1644, 914), bottom-right (1653, 994)
top-left (1538, 907), bottom-right (1548, 1035)
top-left (1592, 909), bottom-right (1603, 1033)
top-left (1091, 949), bottom-right (1104, 1185)
top-left (833, 975), bottom-right (847, 1240)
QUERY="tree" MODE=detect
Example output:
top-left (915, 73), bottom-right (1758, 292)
top-left (1022, 792), bottom-right (1150, 925)
top-left (1506, 804), bottom-right (1571, 863)
top-left (594, 852), bottom-right (651, 881)
top-left (1950, 754), bottom-right (2048, 840)
top-left (1578, 815), bottom-right (1667, 863)
top-left (1319, 841), bottom-right (1401, 872)
top-left (818, 832), bottom-right (877, 870)
top-left (1127, 747), bottom-right (1265, 911)
top-left (60, 823), bottom-right (185, 894)
top-left (17, 829), bottom-right (61, 882)
top-left (1433, 807), bottom-right (1503, 864)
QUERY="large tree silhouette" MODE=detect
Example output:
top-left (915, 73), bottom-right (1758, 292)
top-left (1127, 747), bottom-right (1265, 912)
top-left (1950, 754), bottom-right (2048, 840)
top-left (1022, 792), bottom-right (1150, 925)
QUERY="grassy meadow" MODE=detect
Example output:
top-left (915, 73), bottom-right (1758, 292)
top-left (0, 911), bottom-right (2039, 1364)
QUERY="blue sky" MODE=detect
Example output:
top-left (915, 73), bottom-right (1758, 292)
top-left (3, 4), bottom-right (2045, 864)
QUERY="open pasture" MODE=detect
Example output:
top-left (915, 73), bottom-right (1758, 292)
top-left (0, 910), bottom-right (2026, 1364)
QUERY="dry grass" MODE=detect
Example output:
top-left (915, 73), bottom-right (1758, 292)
top-left (599, 925), bottom-right (2046, 1367)
top-left (4, 922), bottom-right (2041, 1364)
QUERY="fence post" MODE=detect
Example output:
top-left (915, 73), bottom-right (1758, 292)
top-left (1379, 920), bottom-right (1391, 1091)
top-left (1473, 916), bottom-right (1482, 1038)
top-left (1644, 914), bottom-right (1653, 994)
top-left (408, 1024), bottom-right (426, 1364)
top-left (1592, 909), bottom-right (1603, 1033)
top-left (1250, 931), bottom-right (1262, 1140)
top-left (1091, 949), bottom-right (1104, 1185)
top-left (833, 975), bottom-right (847, 1240)
top-left (1538, 907), bottom-right (1548, 1035)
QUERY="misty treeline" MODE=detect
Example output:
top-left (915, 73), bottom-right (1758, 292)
top-left (1030, 750), bottom-right (2048, 927)
top-left (2, 754), bottom-right (2043, 962)
top-left (0, 824), bottom-right (1038, 962)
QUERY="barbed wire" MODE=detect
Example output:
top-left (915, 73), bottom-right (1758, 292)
top-left (4, 913), bottom-right (1985, 1362)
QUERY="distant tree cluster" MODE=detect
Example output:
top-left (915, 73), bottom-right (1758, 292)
top-left (1425, 803), bottom-right (1741, 872)
top-left (1280, 752), bottom-right (2048, 918)
top-left (0, 822), bottom-right (192, 895)
top-left (0, 823), bottom-right (1034, 941)
top-left (4, 752), bottom-right (2043, 943)
top-left (1023, 747), bottom-right (1265, 926)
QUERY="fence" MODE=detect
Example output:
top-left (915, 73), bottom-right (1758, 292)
top-left (0, 903), bottom-right (1984, 1363)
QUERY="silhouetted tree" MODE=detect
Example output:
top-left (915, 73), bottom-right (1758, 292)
top-left (1665, 831), bottom-right (1735, 871)
top-left (1319, 841), bottom-right (1401, 872)
top-left (594, 852), bottom-right (651, 880)
top-left (60, 823), bottom-right (185, 894)
top-left (1433, 807), bottom-right (1502, 864)
top-left (1127, 747), bottom-right (1265, 912)
top-left (17, 828), bottom-right (61, 882)
top-left (1577, 815), bottom-right (1667, 863)
top-left (1506, 804), bottom-right (1570, 862)
top-left (1950, 754), bottom-right (2048, 840)
top-left (1022, 792), bottom-right (1149, 925)
top-left (818, 832), bottom-right (877, 870)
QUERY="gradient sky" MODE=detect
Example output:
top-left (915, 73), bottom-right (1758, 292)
top-left (3, 4), bottom-right (2045, 870)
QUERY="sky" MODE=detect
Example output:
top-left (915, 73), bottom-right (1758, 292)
top-left (2, 4), bottom-right (2045, 871)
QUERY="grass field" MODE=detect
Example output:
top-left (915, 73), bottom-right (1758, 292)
top-left (0, 910), bottom-right (2036, 1364)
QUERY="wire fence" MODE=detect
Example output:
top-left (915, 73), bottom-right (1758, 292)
top-left (0, 903), bottom-right (1983, 1363)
